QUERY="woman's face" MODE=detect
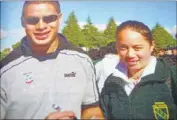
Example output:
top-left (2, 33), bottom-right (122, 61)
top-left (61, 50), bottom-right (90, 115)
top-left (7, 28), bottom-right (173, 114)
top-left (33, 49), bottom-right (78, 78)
top-left (116, 29), bottom-right (154, 72)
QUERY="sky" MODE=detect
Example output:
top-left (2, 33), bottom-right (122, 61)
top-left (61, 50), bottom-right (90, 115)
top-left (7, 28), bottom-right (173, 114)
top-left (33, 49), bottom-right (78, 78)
top-left (0, 1), bottom-right (176, 51)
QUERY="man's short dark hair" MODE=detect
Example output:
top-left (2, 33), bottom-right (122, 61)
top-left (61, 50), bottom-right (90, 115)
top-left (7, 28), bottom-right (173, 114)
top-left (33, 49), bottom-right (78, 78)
top-left (22, 1), bottom-right (61, 17)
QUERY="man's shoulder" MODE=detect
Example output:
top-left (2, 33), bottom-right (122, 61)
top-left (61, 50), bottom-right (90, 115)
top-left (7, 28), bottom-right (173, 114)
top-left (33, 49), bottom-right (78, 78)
top-left (0, 46), bottom-right (25, 73)
top-left (60, 49), bottom-right (92, 63)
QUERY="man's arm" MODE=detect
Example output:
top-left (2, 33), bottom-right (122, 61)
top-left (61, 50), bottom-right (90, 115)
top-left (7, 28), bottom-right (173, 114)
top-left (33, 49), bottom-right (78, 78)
top-left (81, 105), bottom-right (104, 119)
top-left (45, 111), bottom-right (75, 120)
top-left (79, 54), bottom-right (104, 119)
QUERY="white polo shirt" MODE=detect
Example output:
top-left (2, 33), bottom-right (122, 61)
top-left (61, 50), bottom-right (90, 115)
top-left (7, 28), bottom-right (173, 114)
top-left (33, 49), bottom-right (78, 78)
top-left (0, 35), bottom-right (98, 119)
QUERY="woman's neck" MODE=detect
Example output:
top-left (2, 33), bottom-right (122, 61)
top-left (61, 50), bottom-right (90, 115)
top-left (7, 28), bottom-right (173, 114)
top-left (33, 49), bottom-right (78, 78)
top-left (128, 68), bottom-right (145, 80)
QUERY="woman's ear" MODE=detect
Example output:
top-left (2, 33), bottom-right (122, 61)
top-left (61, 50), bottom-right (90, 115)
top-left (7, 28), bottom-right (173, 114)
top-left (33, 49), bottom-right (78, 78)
top-left (150, 40), bottom-right (156, 53)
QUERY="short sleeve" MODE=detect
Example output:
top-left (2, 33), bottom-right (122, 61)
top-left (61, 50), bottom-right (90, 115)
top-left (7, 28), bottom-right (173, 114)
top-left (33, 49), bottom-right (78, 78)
top-left (81, 56), bottom-right (99, 105)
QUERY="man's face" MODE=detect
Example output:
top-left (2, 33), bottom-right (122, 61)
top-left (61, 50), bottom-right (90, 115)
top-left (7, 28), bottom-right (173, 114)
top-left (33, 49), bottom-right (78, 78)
top-left (22, 3), bottom-right (62, 46)
top-left (116, 29), bottom-right (154, 72)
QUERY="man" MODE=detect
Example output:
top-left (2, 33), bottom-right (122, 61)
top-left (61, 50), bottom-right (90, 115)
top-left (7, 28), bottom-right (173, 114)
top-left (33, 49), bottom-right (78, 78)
top-left (0, 1), bottom-right (103, 119)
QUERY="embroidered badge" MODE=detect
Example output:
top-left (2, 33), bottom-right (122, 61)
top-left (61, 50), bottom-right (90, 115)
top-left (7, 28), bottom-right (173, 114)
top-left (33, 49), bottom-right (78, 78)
top-left (52, 104), bottom-right (61, 111)
top-left (23, 72), bottom-right (33, 84)
top-left (64, 72), bottom-right (76, 77)
top-left (152, 102), bottom-right (169, 120)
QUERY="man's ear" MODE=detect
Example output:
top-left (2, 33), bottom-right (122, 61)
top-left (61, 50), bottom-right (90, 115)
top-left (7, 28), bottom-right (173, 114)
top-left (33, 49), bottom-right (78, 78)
top-left (21, 17), bottom-right (25, 28)
top-left (58, 13), bottom-right (62, 26)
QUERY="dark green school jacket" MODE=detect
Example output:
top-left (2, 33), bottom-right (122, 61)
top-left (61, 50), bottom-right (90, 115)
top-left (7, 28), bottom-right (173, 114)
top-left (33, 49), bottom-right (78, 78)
top-left (100, 59), bottom-right (177, 119)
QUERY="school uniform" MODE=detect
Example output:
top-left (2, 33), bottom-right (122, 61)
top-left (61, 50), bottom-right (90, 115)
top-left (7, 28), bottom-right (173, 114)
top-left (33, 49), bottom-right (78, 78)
top-left (100, 56), bottom-right (177, 119)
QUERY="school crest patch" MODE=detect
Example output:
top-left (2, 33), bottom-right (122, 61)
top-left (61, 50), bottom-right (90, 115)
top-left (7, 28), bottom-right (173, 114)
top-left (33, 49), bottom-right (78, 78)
top-left (153, 102), bottom-right (169, 120)
top-left (23, 72), bottom-right (33, 84)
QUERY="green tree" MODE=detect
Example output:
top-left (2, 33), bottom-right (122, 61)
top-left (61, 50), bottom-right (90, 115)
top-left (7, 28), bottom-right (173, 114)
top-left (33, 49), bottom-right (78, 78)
top-left (0, 48), bottom-right (11, 61)
top-left (104, 17), bottom-right (117, 45)
top-left (12, 41), bottom-right (21, 50)
top-left (62, 11), bottom-right (85, 47)
top-left (82, 16), bottom-right (103, 48)
top-left (152, 23), bottom-right (176, 49)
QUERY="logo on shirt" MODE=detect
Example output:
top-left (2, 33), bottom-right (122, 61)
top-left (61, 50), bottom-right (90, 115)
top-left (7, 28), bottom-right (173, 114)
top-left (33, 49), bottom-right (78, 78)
top-left (23, 72), bottom-right (33, 84)
top-left (152, 102), bottom-right (169, 120)
top-left (64, 72), bottom-right (76, 77)
top-left (52, 104), bottom-right (61, 111)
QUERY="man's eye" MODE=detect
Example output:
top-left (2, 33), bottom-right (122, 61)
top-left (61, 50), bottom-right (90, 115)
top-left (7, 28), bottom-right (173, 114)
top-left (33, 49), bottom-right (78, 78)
top-left (135, 47), bottom-right (142, 51)
top-left (43, 15), bottom-right (58, 23)
top-left (25, 17), bottom-right (39, 25)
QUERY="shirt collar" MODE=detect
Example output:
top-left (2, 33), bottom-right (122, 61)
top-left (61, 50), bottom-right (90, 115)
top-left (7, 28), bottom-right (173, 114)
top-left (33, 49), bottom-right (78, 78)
top-left (113, 56), bottom-right (157, 84)
top-left (21, 33), bottom-right (70, 60)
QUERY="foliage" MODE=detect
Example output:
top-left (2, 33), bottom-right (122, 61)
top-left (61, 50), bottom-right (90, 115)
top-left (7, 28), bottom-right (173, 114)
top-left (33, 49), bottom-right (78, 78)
top-left (0, 48), bottom-right (11, 61)
top-left (82, 16), bottom-right (104, 48)
top-left (12, 41), bottom-right (21, 50)
top-left (152, 23), bottom-right (176, 49)
top-left (103, 17), bottom-right (117, 45)
top-left (1, 12), bottom-right (176, 60)
top-left (62, 11), bottom-right (85, 47)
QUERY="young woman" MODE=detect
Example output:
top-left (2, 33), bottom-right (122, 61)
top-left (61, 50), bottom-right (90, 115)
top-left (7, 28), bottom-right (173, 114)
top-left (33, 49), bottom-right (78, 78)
top-left (99, 20), bottom-right (177, 119)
